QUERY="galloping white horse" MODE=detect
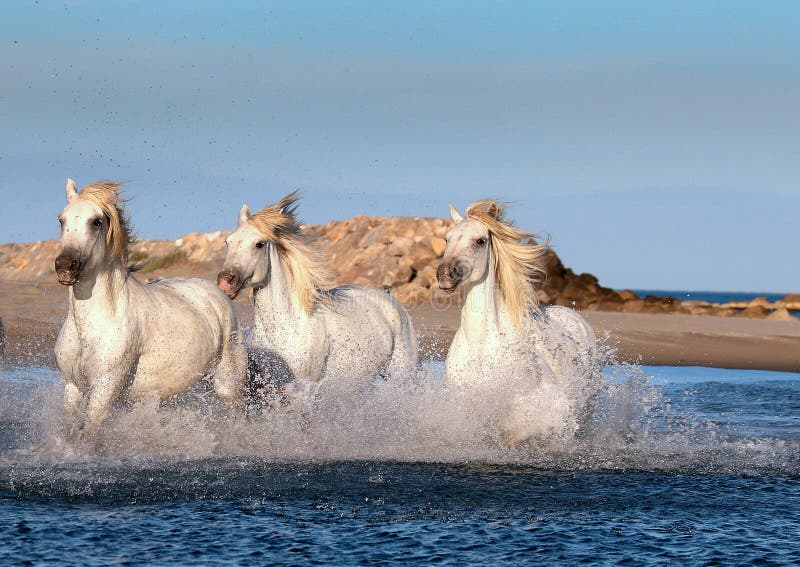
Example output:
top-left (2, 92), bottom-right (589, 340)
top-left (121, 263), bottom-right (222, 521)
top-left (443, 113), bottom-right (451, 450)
top-left (54, 179), bottom-right (246, 438)
top-left (437, 200), bottom-right (599, 446)
top-left (217, 192), bottom-right (418, 399)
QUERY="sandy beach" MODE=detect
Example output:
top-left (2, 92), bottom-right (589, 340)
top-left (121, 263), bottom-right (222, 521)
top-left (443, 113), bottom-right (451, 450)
top-left (409, 303), bottom-right (800, 372)
top-left (2, 280), bottom-right (798, 372)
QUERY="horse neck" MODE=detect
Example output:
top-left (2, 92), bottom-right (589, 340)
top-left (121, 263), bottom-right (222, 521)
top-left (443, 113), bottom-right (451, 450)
top-left (253, 245), bottom-right (312, 338)
top-left (459, 248), bottom-right (519, 340)
top-left (67, 260), bottom-right (132, 321)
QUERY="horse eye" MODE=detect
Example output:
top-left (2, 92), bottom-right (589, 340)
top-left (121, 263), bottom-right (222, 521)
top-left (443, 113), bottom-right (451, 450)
top-left (255, 241), bottom-right (266, 249)
top-left (92, 218), bottom-right (103, 228)
top-left (476, 238), bottom-right (487, 246)
top-left (58, 217), bottom-right (64, 225)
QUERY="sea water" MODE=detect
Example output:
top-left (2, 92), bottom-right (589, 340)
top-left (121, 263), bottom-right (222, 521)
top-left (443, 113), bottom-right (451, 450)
top-left (632, 289), bottom-right (790, 304)
top-left (0, 361), bottom-right (798, 564)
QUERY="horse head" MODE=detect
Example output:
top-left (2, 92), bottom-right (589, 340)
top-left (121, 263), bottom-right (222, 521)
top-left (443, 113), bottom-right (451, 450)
top-left (217, 203), bottom-right (273, 299)
top-left (436, 203), bottom-right (492, 293)
top-left (56, 179), bottom-right (126, 286)
top-left (218, 192), bottom-right (301, 299)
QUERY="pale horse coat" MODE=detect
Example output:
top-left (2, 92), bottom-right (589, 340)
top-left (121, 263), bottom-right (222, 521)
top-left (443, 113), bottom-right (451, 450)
top-left (216, 192), bottom-right (418, 400)
top-left (54, 179), bottom-right (246, 438)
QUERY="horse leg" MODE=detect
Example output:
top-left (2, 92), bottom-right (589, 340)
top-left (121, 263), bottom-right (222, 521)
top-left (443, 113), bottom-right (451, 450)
top-left (500, 394), bottom-right (532, 448)
top-left (212, 332), bottom-right (246, 406)
top-left (501, 383), bottom-right (579, 447)
top-left (60, 381), bottom-right (84, 438)
top-left (383, 311), bottom-right (419, 382)
top-left (80, 373), bottom-right (126, 439)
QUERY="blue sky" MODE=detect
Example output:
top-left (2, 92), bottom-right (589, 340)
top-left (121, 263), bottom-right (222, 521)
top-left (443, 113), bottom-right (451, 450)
top-left (1, 1), bottom-right (798, 292)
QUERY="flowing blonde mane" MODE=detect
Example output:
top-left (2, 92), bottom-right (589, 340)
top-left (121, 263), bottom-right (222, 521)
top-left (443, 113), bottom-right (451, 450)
top-left (78, 181), bottom-right (133, 262)
top-left (466, 199), bottom-right (548, 327)
top-left (248, 191), bottom-right (333, 312)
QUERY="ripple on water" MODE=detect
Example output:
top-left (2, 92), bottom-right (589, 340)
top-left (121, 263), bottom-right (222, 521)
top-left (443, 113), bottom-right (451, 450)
top-left (0, 362), bottom-right (799, 563)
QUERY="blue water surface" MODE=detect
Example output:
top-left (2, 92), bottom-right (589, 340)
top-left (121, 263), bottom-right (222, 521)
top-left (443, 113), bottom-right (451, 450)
top-left (632, 289), bottom-right (789, 304)
top-left (0, 363), bottom-right (798, 564)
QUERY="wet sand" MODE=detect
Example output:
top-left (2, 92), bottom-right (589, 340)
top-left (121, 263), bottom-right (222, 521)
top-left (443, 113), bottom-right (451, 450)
top-left (2, 280), bottom-right (799, 372)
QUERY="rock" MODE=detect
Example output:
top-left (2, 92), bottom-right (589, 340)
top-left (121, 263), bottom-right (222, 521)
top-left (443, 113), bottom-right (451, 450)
top-left (681, 300), bottom-right (712, 309)
top-left (353, 243), bottom-right (387, 267)
top-left (0, 212), bottom-right (778, 320)
top-left (410, 248), bottom-right (438, 272)
top-left (387, 236), bottom-right (414, 257)
top-left (394, 281), bottom-right (430, 304)
top-left (767, 307), bottom-right (797, 321)
top-left (621, 299), bottom-right (646, 313)
top-left (683, 303), bottom-right (724, 317)
top-left (413, 265), bottom-right (439, 289)
top-left (783, 293), bottom-right (800, 311)
top-left (716, 308), bottom-right (740, 317)
top-left (423, 236), bottom-right (447, 257)
top-left (740, 305), bottom-right (770, 318)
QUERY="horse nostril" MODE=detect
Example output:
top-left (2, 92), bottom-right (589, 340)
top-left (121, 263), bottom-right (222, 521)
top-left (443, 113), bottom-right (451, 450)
top-left (55, 254), bottom-right (76, 272)
top-left (217, 271), bottom-right (238, 287)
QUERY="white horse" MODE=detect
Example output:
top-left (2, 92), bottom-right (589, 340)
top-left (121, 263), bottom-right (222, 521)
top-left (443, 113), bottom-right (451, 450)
top-left (54, 179), bottom-right (246, 438)
top-left (437, 200), bottom-right (599, 446)
top-left (217, 192), bottom-right (418, 400)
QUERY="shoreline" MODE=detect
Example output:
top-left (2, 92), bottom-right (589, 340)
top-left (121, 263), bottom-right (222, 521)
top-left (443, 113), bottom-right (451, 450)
top-left (4, 281), bottom-right (799, 373)
top-left (410, 304), bottom-right (800, 373)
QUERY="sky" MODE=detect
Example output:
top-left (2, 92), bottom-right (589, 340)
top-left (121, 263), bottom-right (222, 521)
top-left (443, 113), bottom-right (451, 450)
top-left (1, 1), bottom-right (798, 292)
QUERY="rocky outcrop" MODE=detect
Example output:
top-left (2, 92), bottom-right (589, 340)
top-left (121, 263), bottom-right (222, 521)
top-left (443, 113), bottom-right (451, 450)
top-left (0, 216), bottom-right (797, 320)
top-left (306, 216), bottom-right (636, 309)
top-left (307, 216), bottom-right (450, 301)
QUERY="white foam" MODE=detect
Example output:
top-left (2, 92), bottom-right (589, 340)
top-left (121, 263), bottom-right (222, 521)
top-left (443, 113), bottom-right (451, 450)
top-left (1, 350), bottom-right (797, 476)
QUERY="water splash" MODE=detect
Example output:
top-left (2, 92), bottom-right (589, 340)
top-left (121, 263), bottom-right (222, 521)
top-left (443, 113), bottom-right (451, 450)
top-left (1, 348), bottom-right (798, 478)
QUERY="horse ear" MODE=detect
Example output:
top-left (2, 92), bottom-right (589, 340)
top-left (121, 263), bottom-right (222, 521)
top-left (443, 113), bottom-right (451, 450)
top-left (65, 178), bottom-right (78, 203)
top-left (487, 202), bottom-right (500, 219)
top-left (238, 204), bottom-right (251, 227)
top-left (449, 204), bottom-right (464, 223)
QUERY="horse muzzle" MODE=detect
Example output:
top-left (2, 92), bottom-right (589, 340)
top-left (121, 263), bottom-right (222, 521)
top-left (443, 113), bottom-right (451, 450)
top-left (55, 253), bottom-right (82, 286)
top-left (217, 269), bottom-right (242, 299)
top-left (436, 261), bottom-right (462, 293)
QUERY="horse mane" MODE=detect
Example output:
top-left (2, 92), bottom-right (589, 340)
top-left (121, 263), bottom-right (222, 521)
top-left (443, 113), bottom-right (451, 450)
top-left (78, 181), bottom-right (133, 262)
top-left (465, 199), bottom-right (549, 327)
top-left (248, 191), bottom-right (334, 313)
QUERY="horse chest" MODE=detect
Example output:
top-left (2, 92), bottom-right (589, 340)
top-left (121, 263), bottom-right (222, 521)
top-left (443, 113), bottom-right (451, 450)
top-left (77, 312), bottom-right (131, 344)
top-left (253, 318), bottom-right (328, 382)
top-left (447, 329), bottom-right (530, 387)
top-left (72, 300), bottom-right (139, 357)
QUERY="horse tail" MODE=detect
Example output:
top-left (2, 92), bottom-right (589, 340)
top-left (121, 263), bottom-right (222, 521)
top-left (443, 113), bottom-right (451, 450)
top-left (384, 298), bottom-right (420, 381)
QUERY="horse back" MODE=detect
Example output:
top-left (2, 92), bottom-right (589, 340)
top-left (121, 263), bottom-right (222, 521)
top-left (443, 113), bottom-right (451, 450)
top-left (541, 305), bottom-right (596, 352)
top-left (321, 284), bottom-right (416, 373)
top-left (139, 277), bottom-right (238, 347)
top-left (327, 285), bottom-right (411, 332)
